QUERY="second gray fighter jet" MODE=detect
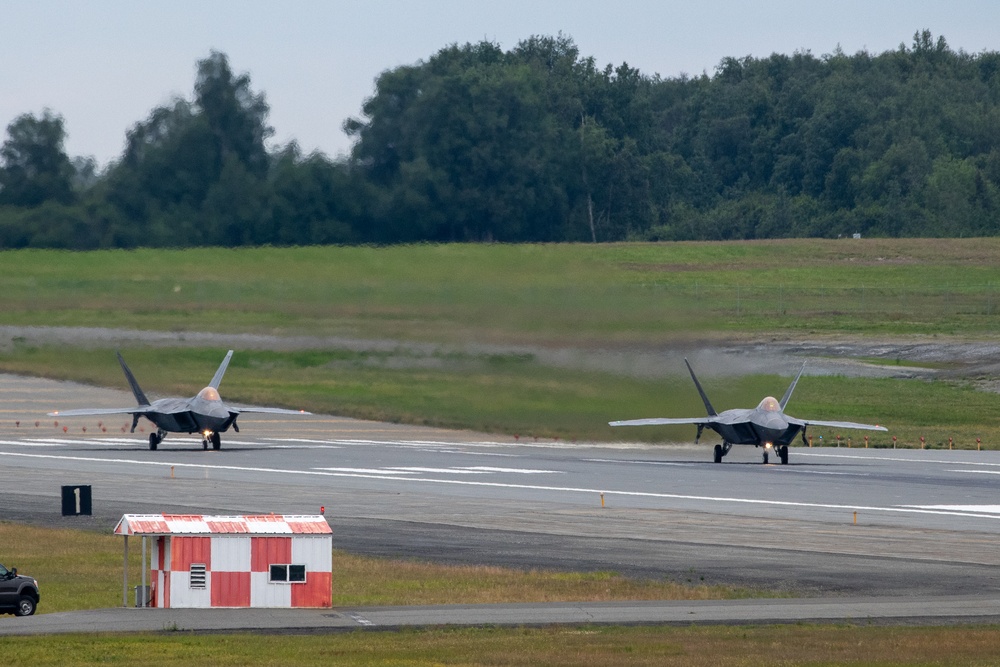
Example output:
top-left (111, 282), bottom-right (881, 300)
top-left (610, 359), bottom-right (887, 464)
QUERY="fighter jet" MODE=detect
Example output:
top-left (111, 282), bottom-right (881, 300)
top-left (610, 359), bottom-right (887, 464)
top-left (49, 350), bottom-right (310, 451)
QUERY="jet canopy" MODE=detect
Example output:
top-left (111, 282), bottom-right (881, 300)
top-left (757, 396), bottom-right (781, 412)
top-left (197, 386), bottom-right (221, 401)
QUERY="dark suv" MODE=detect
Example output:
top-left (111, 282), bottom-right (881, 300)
top-left (0, 563), bottom-right (39, 616)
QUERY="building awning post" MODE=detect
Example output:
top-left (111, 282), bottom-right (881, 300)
top-left (122, 535), bottom-right (129, 608)
top-left (141, 536), bottom-right (147, 607)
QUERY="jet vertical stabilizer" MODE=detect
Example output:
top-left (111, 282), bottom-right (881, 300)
top-left (116, 351), bottom-right (150, 406)
top-left (209, 350), bottom-right (234, 389)
top-left (684, 358), bottom-right (717, 416)
top-left (779, 362), bottom-right (807, 409)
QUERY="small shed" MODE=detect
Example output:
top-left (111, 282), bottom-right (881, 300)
top-left (114, 513), bottom-right (332, 609)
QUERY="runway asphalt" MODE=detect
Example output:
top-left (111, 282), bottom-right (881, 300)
top-left (2, 372), bottom-right (1000, 633)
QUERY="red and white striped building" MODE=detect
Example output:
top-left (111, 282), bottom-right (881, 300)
top-left (114, 514), bottom-right (333, 609)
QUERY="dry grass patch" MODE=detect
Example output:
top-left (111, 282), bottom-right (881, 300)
top-left (331, 551), bottom-right (761, 606)
top-left (3, 625), bottom-right (1000, 666)
top-left (0, 523), bottom-right (765, 615)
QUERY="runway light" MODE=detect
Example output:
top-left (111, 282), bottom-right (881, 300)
top-left (63, 426), bottom-right (67, 433)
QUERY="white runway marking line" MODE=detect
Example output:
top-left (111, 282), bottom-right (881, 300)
top-left (0, 439), bottom-right (64, 447)
top-left (904, 504), bottom-right (1000, 515)
top-left (314, 468), bottom-right (418, 476)
top-left (584, 458), bottom-right (694, 467)
top-left (3, 450), bottom-right (999, 521)
top-left (796, 451), bottom-right (1000, 468)
top-left (348, 613), bottom-right (374, 626)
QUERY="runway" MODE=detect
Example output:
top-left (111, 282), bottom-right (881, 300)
top-left (3, 372), bottom-right (1000, 617)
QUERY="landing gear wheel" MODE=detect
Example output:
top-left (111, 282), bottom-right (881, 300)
top-left (762, 451), bottom-right (769, 464)
top-left (15, 595), bottom-right (36, 616)
top-left (202, 439), bottom-right (208, 450)
top-left (148, 433), bottom-right (159, 451)
top-left (713, 444), bottom-right (723, 463)
top-left (779, 445), bottom-right (789, 465)
top-left (211, 432), bottom-right (221, 450)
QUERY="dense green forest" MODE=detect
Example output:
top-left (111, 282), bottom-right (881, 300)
top-left (2, 31), bottom-right (1000, 248)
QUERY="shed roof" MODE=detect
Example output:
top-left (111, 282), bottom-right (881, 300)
top-left (114, 513), bottom-right (332, 536)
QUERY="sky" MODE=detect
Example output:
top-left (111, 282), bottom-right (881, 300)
top-left (5, 1), bottom-right (1000, 167)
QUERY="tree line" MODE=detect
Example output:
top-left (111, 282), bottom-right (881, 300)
top-left (3, 31), bottom-right (1000, 249)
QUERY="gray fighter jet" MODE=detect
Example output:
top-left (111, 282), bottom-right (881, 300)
top-left (49, 350), bottom-right (310, 451)
top-left (610, 359), bottom-right (887, 464)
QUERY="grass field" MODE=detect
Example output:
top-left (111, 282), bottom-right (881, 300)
top-left (3, 522), bottom-right (1000, 666)
top-left (4, 240), bottom-right (1000, 662)
top-left (2, 239), bottom-right (1000, 343)
top-left (0, 523), bottom-right (760, 615)
top-left (2, 344), bottom-right (998, 447)
top-left (4, 625), bottom-right (1000, 667)
top-left (2, 239), bottom-right (1000, 446)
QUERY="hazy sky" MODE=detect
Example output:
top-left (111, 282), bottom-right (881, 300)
top-left (5, 1), bottom-right (1000, 167)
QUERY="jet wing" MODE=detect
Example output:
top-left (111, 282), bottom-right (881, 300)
top-left (229, 407), bottom-right (312, 415)
top-left (787, 417), bottom-right (887, 431)
top-left (49, 407), bottom-right (147, 417)
top-left (610, 417), bottom-right (711, 426)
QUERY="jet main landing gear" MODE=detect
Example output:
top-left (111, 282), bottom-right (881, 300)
top-left (712, 442), bottom-right (732, 463)
top-left (149, 430), bottom-right (166, 451)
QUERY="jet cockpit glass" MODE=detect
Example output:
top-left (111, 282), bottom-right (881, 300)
top-left (758, 396), bottom-right (781, 412)
top-left (197, 386), bottom-right (221, 401)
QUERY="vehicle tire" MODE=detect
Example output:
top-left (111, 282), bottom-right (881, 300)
top-left (15, 595), bottom-right (36, 616)
top-left (149, 434), bottom-right (158, 451)
top-left (762, 452), bottom-right (769, 464)
top-left (779, 445), bottom-right (789, 465)
top-left (211, 432), bottom-right (221, 450)
top-left (202, 439), bottom-right (208, 450)
top-left (713, 444), bottom-right (723, 463)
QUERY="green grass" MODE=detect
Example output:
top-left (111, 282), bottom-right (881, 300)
top-left (0, 522), bottom-right (761, 615)
top-left (3, 521), bottom-right (1000, 666)
top-left (3, 239), bottom-right (1000, 344)
top-left (2, 240), bottom-right (1000, 444)
top-left (3, 625), bottom-right (1000, 666)
top-left (2, 344), bottom-right (999, 447)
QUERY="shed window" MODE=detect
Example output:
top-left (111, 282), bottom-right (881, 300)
top-left (190, 563), bottom-right (207, 589)
top-left (269, 564), bottom-right (306, 583)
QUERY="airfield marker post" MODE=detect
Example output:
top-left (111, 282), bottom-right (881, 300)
top-left (977, 438), bottom-right (982, 451)
top-left (920, 436), bottom-right (925, 449)
top-left (864, 436), bottom-right (869, 448)
top-left (892, 436), bottom-right (897, 449)
top-left (600, 493), bottom-right (605, 508)
top-left (853, 511), bottom-right (857, 525)
top-left (949, 438), bottom-right (953, 450)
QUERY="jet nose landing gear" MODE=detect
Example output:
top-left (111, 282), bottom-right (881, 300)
top-left (762, 443), bottom-right (790, 465)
